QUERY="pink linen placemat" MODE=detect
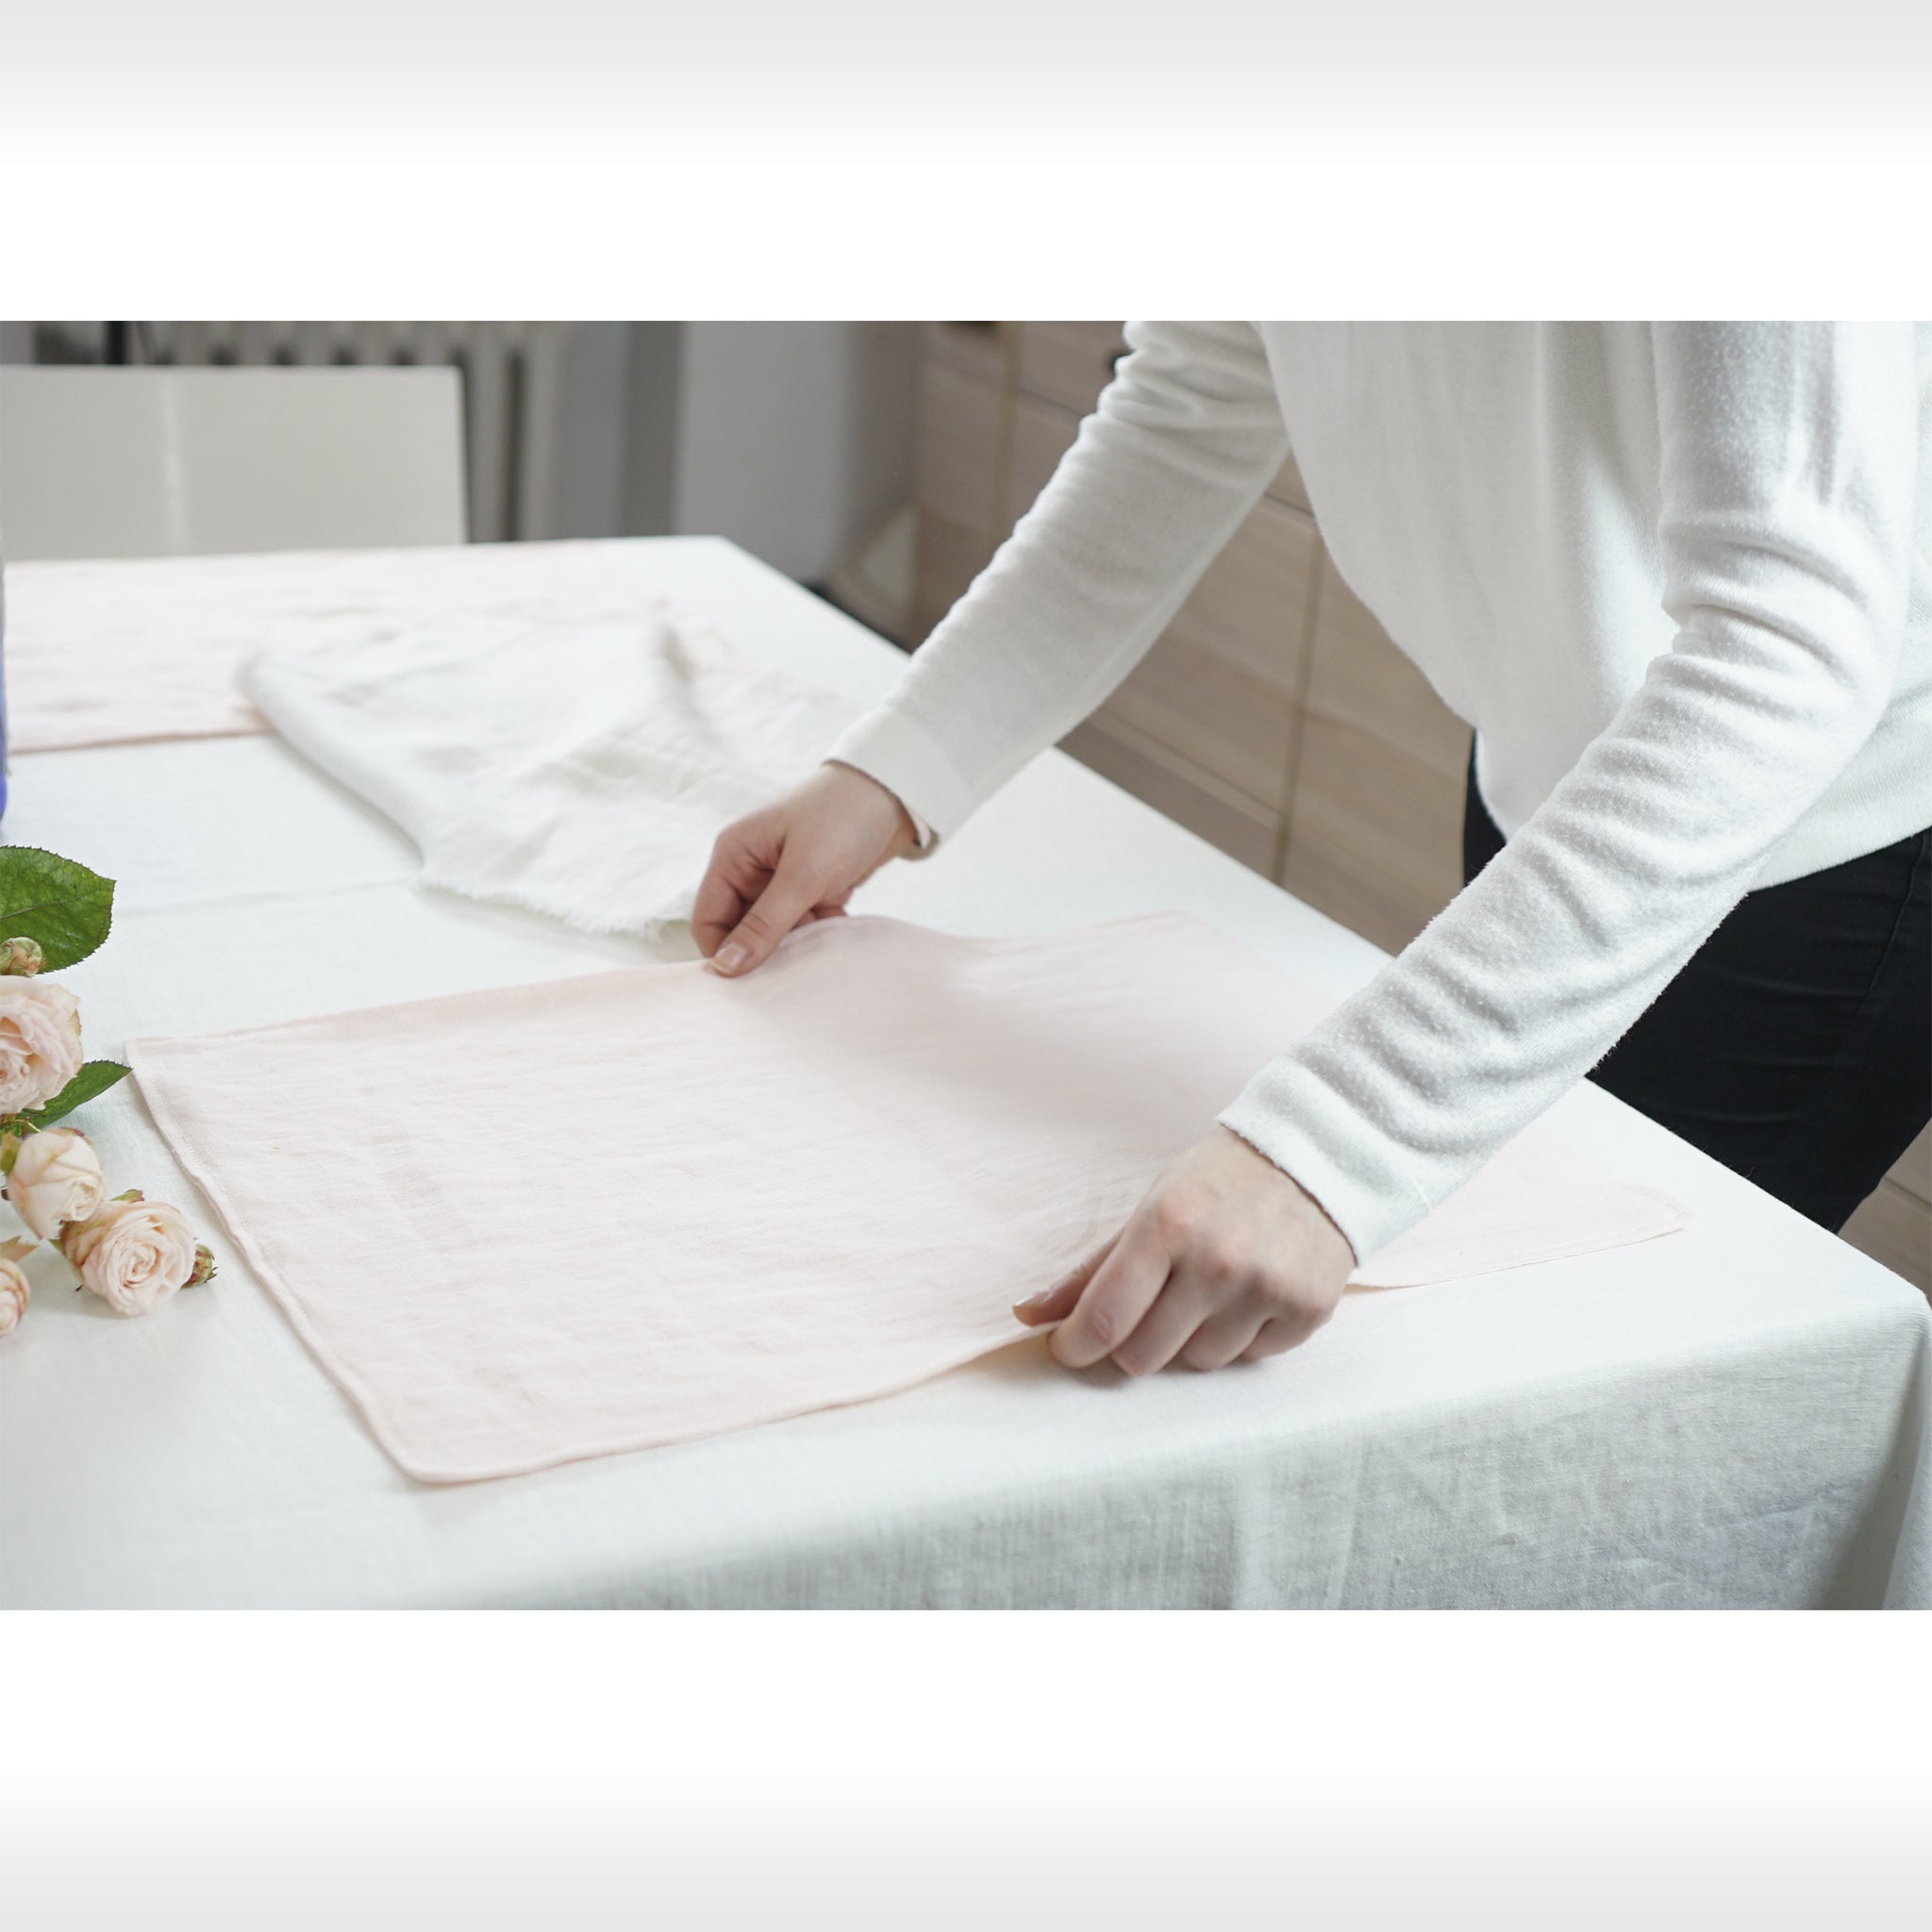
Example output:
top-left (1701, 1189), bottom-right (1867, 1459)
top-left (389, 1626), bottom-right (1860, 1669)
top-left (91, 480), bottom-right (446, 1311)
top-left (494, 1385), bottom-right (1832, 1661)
top-left (129, 913), bottom-right (1685, 1483)
top-left (3, 541), bottom-right (689, 752)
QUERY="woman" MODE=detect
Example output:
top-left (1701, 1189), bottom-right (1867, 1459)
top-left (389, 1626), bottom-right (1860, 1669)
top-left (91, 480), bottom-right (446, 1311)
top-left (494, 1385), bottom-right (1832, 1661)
top-left (692, 323), bottom-right (1932, 1378)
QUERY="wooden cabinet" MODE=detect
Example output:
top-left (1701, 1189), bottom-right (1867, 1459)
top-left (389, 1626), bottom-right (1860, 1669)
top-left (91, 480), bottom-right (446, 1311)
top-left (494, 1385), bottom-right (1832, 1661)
top-left (986, 373), bottom-right (1320, 881)
top-left (912, 355), bottom-right (1001, 533)
top-left (1265, 451), bottom-right (1312, 516)
top-left (1841, 1124), bottom-right (1932, 1291)
top-left (1095, 498), bottom-right (1319, 812)
top-left (998, 389), bottom-right (1079, 529)
top-left (1011, 320), bottom-right (1126, 417)
top-left (1279, 723), bottom-right (1467, 958)
top-left (909, 507), bottom-right (994, 653)
top-left (1059, 714), bottom-right (1286, 876)
top-left (905, 325), bottom-right (1316, 874)
top-left (908, 337), bottom-right (1006, 644)
top-left (1065, 494), bottom-right (1319, 881)
top-left (908, 318), bottom-right (1463, 937)
top-left (1279, 551), bottom-right (1471, 954)
top-left (924, 317), bottom-right (1006, 387)
top-left (906, 319), bottom-right (1929, 1290)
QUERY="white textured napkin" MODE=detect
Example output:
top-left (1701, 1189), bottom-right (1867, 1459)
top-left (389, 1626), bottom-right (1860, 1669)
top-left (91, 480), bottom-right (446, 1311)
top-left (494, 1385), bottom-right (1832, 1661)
top-left (241, 607), bottom-right (858, 938)
top-left (131, 913), bottom-right (1686, 1484)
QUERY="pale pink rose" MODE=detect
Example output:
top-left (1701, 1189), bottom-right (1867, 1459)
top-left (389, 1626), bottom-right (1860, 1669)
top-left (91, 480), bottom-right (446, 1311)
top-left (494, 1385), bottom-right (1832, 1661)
top-left (60, 1191), bottom-right (197, 1318)
top-left (6, 1125), bottom-right (108, 1239)
top-left (0, 977), bottom-right (84, 1113)
top-left (0, 1257), bottom-right (27, 1337)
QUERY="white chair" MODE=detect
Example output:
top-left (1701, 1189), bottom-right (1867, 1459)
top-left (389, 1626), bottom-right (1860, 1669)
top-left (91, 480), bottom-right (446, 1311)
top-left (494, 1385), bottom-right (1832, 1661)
top-left (0, 365), bottom-right (467, 560)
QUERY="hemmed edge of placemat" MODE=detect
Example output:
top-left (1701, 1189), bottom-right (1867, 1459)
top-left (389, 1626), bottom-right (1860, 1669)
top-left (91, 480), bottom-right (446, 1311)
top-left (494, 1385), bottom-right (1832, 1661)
top-left (1350, 1176), bottom-right (1688, 1291)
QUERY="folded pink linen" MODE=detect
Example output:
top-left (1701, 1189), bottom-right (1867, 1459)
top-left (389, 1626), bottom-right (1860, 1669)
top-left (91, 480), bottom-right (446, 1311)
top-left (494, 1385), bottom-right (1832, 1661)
top-left (130, 913), bottom-right (1685, 1483)
top-left (2, 541), bottom-right (691, 752)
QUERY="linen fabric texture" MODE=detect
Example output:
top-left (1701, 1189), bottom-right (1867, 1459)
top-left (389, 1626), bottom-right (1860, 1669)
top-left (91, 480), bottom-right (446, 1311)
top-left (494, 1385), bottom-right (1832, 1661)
top-left (0, 539), bottom-right (764, 753)
top-left (8, 624), bottom-right (1919, 1610)
top-left (3, 538), bottom-right (866, 936)
top-left (131, 913), bottom-right (1683, 1484)
top-left (238, 605), bottom-right (858, 938)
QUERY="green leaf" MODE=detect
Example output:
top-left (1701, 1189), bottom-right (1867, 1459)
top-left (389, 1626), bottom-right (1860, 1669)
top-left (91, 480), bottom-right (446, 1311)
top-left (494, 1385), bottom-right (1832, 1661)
top-left (0, 846), bottom-right (116, 970)
top-left (13, 1059), bottom-right (131, 1130)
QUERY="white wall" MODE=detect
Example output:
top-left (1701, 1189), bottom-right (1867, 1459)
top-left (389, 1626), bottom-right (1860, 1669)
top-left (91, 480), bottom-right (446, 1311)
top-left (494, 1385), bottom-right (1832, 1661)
top-left (0, 320), bottom-right (922, 578)
top-left (671, 322), bottom-right (918, 584)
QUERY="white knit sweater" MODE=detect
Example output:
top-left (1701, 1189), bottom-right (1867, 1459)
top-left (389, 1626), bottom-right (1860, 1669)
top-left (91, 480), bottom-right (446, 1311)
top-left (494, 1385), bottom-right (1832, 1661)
top-left (830, 323), bottom-right (1932, 1262)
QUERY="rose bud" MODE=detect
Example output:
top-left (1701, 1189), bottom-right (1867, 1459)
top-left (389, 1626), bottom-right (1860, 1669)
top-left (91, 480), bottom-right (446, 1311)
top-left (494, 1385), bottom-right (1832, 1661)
top-left (5, 1125), bottom-right (108, 1240)
top-left (0, 937), bottom-right (45, 977)
top-left (0, 1255), bottom-right (28, 1337)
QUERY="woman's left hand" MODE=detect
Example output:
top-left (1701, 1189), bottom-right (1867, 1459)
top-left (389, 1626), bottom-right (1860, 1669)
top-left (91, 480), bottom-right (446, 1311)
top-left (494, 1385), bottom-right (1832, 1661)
top-left (1013, 1128), bottom-right (1357, 1374)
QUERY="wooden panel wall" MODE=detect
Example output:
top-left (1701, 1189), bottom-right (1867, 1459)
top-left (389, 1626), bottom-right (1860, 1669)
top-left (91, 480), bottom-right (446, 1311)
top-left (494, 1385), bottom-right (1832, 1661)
top-left (1841, 1124), bottom-right (1932, 1290)
top-left (904, 321), bottom-right (1465, 942)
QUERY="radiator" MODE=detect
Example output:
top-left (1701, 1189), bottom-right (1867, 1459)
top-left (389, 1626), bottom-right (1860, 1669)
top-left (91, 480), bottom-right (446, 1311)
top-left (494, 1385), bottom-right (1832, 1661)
top-left (134, 321), bottom-right (579, 544)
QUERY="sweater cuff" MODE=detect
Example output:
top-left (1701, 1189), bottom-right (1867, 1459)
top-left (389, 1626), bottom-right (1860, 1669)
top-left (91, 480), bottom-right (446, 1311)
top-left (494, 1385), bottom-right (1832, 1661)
top-left (826, 705), bottom-right (984, 845)
top-left (1217, 1054), bottom-right (1437, 1269)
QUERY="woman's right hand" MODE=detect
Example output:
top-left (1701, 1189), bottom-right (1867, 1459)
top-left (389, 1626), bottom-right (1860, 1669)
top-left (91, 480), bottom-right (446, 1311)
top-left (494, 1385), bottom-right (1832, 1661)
top-left (692, 762), bottom-right (921, 976)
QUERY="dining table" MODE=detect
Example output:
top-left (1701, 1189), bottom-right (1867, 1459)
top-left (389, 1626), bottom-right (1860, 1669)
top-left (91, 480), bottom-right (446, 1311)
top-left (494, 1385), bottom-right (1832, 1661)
top-left (2, 534), bottom-right (1927, 1608)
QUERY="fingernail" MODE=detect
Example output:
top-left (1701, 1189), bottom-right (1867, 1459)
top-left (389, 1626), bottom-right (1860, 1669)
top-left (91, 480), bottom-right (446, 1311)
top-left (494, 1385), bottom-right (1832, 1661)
top-left (713, 941), bottom-right (747, 975)
top-left (1013, 1284), bottom-right (1060, 1313)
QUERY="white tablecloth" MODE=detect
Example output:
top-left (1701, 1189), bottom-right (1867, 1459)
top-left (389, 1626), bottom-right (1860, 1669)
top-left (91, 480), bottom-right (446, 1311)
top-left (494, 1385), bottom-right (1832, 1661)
top-left (3, 537), bottom-right (1927, 1608)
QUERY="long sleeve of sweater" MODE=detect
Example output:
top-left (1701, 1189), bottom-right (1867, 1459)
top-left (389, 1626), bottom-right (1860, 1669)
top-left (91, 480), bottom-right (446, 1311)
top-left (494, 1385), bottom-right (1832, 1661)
top-left (831, 322), bottom-right (1924, 1262)
top-left (826, 321), bottom-right (1291, 832)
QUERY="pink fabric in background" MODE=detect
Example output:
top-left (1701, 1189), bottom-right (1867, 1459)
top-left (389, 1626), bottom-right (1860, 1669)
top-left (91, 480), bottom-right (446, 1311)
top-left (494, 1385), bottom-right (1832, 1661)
top-left (130, 914), bottom-right (1685, 1483)
top-left (1, 542), bottom-right (687, 752)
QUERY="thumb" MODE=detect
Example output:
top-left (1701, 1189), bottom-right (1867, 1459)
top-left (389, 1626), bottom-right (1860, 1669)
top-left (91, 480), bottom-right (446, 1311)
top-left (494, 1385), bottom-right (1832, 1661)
top-left (1012, 1236), bottom-right (1118, 1327)
top-left (708, 861), bottom-right (823, 977)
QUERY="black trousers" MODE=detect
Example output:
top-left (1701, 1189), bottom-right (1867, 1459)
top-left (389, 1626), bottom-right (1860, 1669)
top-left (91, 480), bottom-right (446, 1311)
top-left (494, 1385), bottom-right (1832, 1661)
top-left (1462, 751), bottom-right (1931, 1232)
